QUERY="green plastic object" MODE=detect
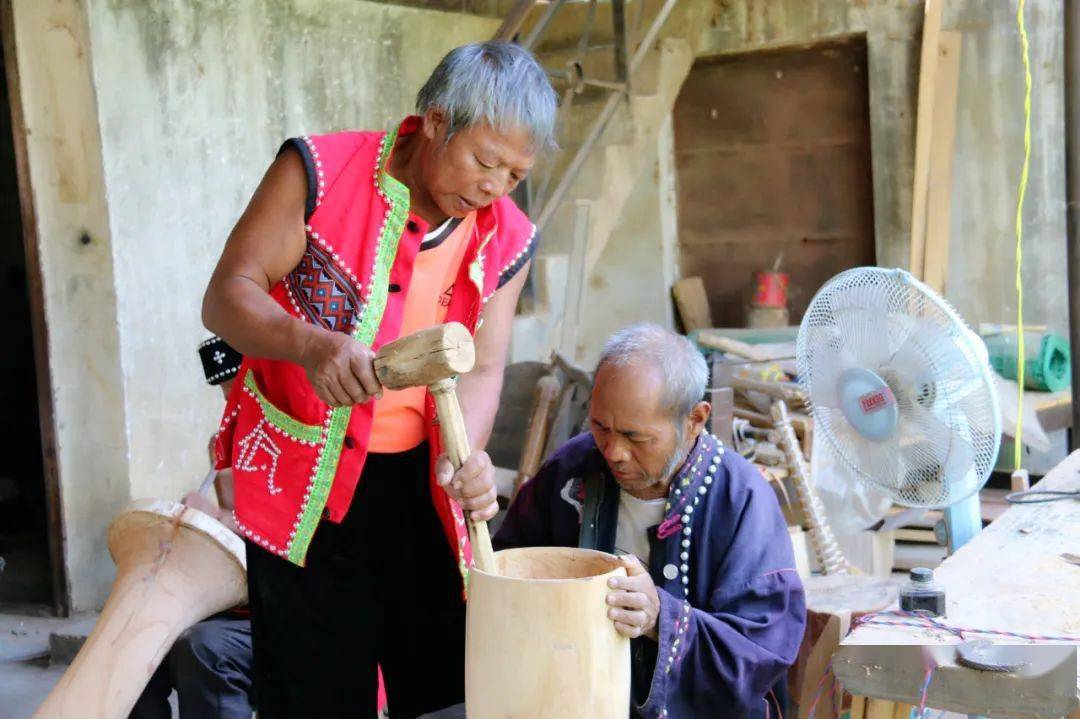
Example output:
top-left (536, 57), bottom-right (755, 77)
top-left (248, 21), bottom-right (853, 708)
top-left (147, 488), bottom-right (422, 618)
top-left (985, 331), bottom-right (1071, 392)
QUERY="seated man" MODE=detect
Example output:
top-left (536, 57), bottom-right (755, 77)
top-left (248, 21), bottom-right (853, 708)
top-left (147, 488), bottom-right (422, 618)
top-left (495, 324), bottom-right (806, 719)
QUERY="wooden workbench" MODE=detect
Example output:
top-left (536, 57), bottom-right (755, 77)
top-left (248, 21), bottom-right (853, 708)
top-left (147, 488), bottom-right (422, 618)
top-left (833, 451), bottom-right (1080, 718)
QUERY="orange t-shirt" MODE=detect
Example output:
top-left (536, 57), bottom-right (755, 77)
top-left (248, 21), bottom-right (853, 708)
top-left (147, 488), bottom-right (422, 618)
top-left (368, 214), bottom-right (475, 453)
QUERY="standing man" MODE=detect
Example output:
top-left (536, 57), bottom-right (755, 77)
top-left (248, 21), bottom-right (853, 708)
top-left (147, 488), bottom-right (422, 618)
top-left (496, 324), bottom-right (806, 718)
top-left (202, 42), bottom-right (556, 719)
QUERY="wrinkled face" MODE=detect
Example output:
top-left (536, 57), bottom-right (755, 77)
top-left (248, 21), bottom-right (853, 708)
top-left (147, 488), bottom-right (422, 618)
top-left (589, 362), bottom-right (693, 499)
top-left (420, 109), bottom-right (535, 218)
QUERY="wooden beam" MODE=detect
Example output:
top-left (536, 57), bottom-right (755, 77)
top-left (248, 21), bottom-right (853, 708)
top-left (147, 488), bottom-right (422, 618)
top-left (493, 0), bottom-right (538, 42)
top-left (909, 0), bottom-right (945, 280)
top-left (922, 31), bottom-right (963, 294)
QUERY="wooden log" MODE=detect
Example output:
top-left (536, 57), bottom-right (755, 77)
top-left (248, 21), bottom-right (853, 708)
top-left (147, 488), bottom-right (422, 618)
top-left (33, 500), bottom-right (246, 718)
top-left (466, 547), bottom-right (630, 718)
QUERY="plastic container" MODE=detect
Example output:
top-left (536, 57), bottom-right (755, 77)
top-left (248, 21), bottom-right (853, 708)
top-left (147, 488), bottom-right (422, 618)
top-left (984, 331), bottom-right (1071, 392)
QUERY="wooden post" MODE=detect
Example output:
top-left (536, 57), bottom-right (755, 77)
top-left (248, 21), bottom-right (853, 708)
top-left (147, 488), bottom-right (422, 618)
top-left (922, 31), bottom-right (963, 293)
top-left (909, 0), bottom-right (945, 279)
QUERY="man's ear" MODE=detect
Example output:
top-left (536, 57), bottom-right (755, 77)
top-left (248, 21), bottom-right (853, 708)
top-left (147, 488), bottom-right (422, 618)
top-left (423, 107), bottom-right (446, 142)
top-left (687, 401), bottom-right (711, 439)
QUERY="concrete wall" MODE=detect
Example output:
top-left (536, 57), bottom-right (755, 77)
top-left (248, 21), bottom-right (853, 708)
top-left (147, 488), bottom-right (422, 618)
top-left (577, 115), bottom-right (680, 364)
top-left (699, 0), bottom-right (1067, 333)
top-left (84, 1), bottom-right (499, 512)
top-left (11, 0), bottom-right (130, 610)
top-left (16, 0), bottom-right (497, 609)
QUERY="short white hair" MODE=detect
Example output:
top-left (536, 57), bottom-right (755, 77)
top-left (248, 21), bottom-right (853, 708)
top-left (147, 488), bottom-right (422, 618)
top-left (416, 41), bottom-right (557, 152)
top-left (595, 323), bottom-right (709, 421)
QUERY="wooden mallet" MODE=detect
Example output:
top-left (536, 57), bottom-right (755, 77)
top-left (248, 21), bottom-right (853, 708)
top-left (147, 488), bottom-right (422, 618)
top-left (374, 322), bottom-right (496, 573)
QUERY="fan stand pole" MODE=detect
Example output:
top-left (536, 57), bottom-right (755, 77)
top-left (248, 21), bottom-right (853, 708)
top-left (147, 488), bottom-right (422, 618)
top-left (943, 496), bottom-right (982, 552)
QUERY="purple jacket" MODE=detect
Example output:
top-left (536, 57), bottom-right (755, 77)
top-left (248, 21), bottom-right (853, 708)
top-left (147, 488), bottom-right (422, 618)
top-left (495, 431), bottom-right (806, 719)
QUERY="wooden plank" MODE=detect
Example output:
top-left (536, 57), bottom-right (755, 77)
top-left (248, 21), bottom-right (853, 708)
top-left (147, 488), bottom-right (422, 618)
top-left (908, 0), bottom-right (945, 279)
top-left (796, 610), bottom-right (850, 719)
top-left (922, 31), bottom-right (962, 294)
top-left (893, 528), bottom-right (938, 544)
top-left (672, 276), bottom-right (713, 333)
top-left (699, 330), bottom-right (769, 361)
top-left (0, 1), bottom-right (69, 617)
top-left (892, 703), bottom-right (914, 719)
top-left (836, 452), bottom-right (1080, 716)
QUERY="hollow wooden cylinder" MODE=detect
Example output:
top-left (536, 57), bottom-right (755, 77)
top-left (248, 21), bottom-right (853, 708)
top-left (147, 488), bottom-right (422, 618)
top-left (34, 499), bottom-right (247, 719)
top-left (466, 547), bottom-right (630, 718)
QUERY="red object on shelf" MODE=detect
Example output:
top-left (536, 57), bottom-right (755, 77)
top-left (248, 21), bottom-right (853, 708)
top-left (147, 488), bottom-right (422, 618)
top-left (752, 271), bottom-right (789, 308)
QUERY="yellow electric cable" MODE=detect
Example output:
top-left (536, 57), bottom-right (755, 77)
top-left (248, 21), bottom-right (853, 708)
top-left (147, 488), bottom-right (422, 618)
top-left (1014, 0), bottom-right (1032, 471)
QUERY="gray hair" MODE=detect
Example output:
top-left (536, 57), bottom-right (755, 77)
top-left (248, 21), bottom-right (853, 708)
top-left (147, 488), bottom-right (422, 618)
top-left (595, 324), bottom-right (709, 423)
top-left (416, 41), bottom-right (558, 152)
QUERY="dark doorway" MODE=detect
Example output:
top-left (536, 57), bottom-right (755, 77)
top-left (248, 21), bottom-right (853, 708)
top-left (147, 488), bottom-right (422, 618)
top-left (0, 20), bottom-right (59, 612)
top-left (673, 37), bottom-right (877, 327)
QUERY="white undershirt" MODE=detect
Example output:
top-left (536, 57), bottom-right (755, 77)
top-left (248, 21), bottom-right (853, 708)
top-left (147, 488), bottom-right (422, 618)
top-left (615, 490), bottom-right (667, 564)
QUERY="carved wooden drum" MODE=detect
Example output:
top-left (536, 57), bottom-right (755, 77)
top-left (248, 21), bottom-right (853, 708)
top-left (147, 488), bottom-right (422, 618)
top-left (34, 499), bottom-right (247, 719)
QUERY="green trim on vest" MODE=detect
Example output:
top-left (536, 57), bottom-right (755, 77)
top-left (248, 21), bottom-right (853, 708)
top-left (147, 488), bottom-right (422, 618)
top-left (287, 127), bottom-right (409, 566)
top-left (244, 372), bottom-right (323, 445)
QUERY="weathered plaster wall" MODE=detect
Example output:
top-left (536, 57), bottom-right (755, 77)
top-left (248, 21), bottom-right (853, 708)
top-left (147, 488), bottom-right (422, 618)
top-left (10, 0), bottom-right (496, 609)
top-left (83, 1), bottom-right (499, 515)
top-left (11, 0), bottom-right (130, 610)
top-left (699, 0), bottom-right (1066, 332)
top-left (577, 115), bottom-right (680, 365)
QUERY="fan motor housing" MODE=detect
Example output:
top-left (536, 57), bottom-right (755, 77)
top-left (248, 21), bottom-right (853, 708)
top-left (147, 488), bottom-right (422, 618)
top-left (838, 367), bottom-right (899, 441)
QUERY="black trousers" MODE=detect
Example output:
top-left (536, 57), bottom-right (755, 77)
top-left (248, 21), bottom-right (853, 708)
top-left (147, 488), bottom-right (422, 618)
top-left (129, 613), bottom-right (254, 719)
top-left (246, 443), bottom-right (467, 719)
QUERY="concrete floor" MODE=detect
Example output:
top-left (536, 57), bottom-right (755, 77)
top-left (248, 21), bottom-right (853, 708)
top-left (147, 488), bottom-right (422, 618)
top-left (0, 612), bottom-right (132, 719)
top-left (0, 658), bottom-right (67, 719)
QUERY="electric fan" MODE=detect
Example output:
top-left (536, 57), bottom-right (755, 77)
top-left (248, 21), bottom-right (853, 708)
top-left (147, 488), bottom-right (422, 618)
top-left (797, 267), bottom-right (1002, 551)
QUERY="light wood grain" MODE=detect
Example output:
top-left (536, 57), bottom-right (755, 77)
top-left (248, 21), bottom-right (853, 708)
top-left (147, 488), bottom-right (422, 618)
top-left (34, 500), bottom-right (246, 718)
top-left (698, 330), bottom-right (769, 361)
top-left (909, 0), bottom-right (945, 278)
top-left (374, 322), bottom-right (475, 390)
top-left (672, 276), bottom-right (713, 332)
top-left (835, 451), bottom-right (1080, 716)
top-left (513, 373), bottom-right (561, 496)
top-left (430, 378), bottom-right (495, 574)
top-left (466, 548), bottom-right (630, 718)
top-left (922, 31), bottom-right (962, 294)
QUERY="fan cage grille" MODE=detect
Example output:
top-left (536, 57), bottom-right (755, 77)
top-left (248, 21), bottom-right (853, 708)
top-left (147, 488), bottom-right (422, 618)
top-left (797, 268), bottom-right (1001, 508)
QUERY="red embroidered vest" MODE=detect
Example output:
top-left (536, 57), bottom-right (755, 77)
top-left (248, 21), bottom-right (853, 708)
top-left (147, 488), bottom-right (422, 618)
top-left (213, 118), bottom-right (537, 571)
